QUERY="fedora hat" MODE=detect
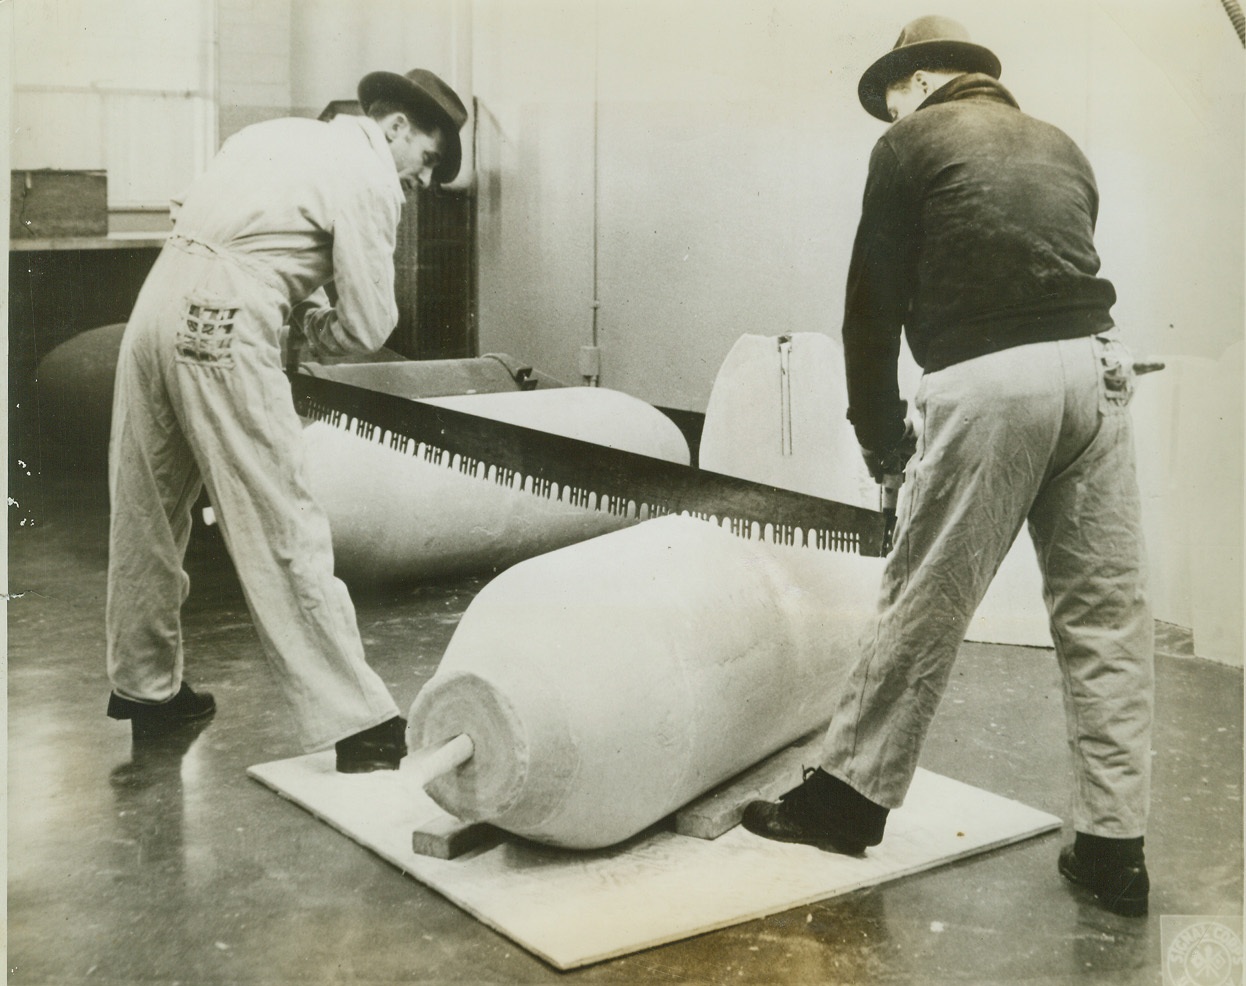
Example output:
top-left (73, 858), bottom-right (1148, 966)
top-left (858, 15), bottom-right (1001, 121)
top-left (357, 68), bottom-right (468, 182)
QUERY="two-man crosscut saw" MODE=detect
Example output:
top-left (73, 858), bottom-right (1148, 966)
top-left (292, 373), bottom-right (887, 557)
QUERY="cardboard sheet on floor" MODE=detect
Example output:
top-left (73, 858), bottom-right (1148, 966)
top-left (248, 753), bottom-right (1059, 969)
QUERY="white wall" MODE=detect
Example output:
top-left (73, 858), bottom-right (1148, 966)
top-left (473, 0), bottom-right (598, 386)
top-left (1086, 1), bottom-right (1244, 362)
top-left (289, 0), bottom-right (471, 161)
top-left (218, 0), bottom-right (473, 146)
top-left (473, 0), bottom-right (1244, 664)
top-left (12, 0), bottom-right (217, 224)
top-left (1079, 2), bottom-right (1244, 662)
top-left (11, 0), bottom-right (475, 224)
top-left (11, 0), bottom-right (1240, 661)
top-left (217, 0), bottom-right (291, 142)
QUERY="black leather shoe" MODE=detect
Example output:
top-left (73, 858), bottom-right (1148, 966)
top-left (1058, 833), bottom-right (1149, 917)
top-left (335, 716), bottom-right (408, 773)
top-left (107, 682), bottom-right (216, 736)
top-left (741, 767), bottom-right (887, 856)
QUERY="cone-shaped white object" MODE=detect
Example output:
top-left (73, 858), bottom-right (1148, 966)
top-left (408, 514), bottom-right (883, 849)
top-left (699, 332), bottom-right (875, 508)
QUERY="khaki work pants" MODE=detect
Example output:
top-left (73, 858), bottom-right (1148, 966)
top-left (106, 238), bottom-right (398, 751)
top-left (822, 333), bottom-right (1154, 838)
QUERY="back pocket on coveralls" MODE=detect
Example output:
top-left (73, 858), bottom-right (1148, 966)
top-left (1092, 331), bottom-right (1136, 414)
top-left (177, 298), bottom-right (239, 368)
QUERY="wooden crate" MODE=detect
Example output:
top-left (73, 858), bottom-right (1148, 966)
top-left (10, 170), bottom-right (108, 239)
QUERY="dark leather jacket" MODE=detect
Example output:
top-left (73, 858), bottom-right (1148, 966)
top-left (842, 74), bottom-right (1116, 450)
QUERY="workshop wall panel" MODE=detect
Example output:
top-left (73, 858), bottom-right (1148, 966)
top-left (103, 93), bottom-right (215, 209)
top-left (472, 0), bottom-right (598, 388)
top-left (13, 0), bottom-right (212, 93)
top-left (289, 0), bottom-right (467, 124)
top-left (11, 90), bottom-right (107, 172)
top-left (1084, 1), bottom-right (1245, 365)
top-left (12, 0), bottom-right (216, 225)
top-left (217, 0), bottom-right (291, 143)
top-left (470, 0), bottom-right (1243, 661)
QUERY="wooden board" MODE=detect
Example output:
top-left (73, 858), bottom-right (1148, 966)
top-left (248, 753), bottom-right (1060, 970)
top-left (675, 729), bottom-right (824, 839)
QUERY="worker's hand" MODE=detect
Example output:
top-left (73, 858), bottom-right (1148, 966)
top-left (284, 300), bottom-right (321, 375)
top-left (281, 322), bottom-right (304, 376)
top-left (860, 420), bottom-right (917, 484)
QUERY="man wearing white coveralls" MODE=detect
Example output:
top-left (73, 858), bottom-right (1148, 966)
top-left (105, 69), bottom-right (467, 773)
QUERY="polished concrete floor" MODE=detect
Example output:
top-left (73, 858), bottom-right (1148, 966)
top-left (8, 470), bottom-right (1243, 986)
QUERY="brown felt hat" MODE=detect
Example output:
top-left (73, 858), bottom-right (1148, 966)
top-left (858, 15), bottom-right (1001, 121)
top-left (357, 68), bottom-right (468, 182)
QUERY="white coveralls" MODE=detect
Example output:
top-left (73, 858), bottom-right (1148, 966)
top-left (107, 115), bottom-right (405, 751)
top-left (821, 332), bottom-right (1154, 839)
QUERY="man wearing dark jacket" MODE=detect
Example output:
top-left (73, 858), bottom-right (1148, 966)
top-left (743, 16), bottom-right (1154, 918)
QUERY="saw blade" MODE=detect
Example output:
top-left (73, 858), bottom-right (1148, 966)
top-left (293, 373), bottom-right (886, 556)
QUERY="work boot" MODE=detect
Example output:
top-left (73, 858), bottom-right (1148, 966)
top-left (107, 682), bottom-right (216, 736)
top-left (1058, 832), bottom-right (1149, 917)
top-left (741, 767), bottom-right (888, 855)
top-left (335, 716), bottom-right (408, 773)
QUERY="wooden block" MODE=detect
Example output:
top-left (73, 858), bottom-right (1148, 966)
top-left (674, 729), bottom-right (825, 840)
top-left (411, 813), bottom-right (496, 860)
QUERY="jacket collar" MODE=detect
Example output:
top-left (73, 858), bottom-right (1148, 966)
top-left (919, 73), bottom-right (1020, 113)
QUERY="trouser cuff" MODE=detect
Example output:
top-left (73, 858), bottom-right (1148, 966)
top-left (1075, 831), bottom-right (1146, 862)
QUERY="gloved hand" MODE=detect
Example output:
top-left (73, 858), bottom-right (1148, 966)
top-left (860, 420), bottom-right (917, 484)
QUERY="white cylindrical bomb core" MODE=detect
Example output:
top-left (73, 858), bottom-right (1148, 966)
top-left (408, 514), bottom-right (883, 849)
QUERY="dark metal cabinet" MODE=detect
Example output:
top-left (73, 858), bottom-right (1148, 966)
top-left (391, 185), bottom-right (474, 360)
